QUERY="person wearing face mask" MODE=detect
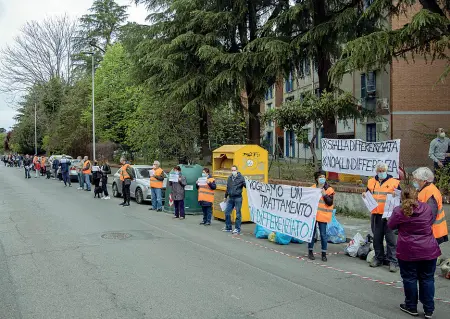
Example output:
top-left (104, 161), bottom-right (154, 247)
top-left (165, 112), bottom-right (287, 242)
top-left (363, 162), bottom-right (401, 272)
top-left (149, 160), bottom-right (166, 212)
top-left (196, 168), bottom-right (217, 226)
top-left (429, 128), bottom-right (450, 175)
top-left (308, 171), bottom-right (335, 262)
top-left (223, 165), bottom-right (246, 234)
top-left (412, 167), bottom-right (448, 246)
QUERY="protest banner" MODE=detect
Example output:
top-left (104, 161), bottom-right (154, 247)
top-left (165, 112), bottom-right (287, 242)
top-left (321, 138), bottom-right (400, 178)
top-left (246, 180), bottom-right (322, 243)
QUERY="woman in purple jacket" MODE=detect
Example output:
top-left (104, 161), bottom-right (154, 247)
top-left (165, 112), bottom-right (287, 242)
top-left (388, 186), bottom-right (441, 319)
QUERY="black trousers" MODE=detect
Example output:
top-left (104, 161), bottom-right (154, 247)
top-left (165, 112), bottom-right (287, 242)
top-left (102, 177), bottom-right (109, 196)
top-left (371, 214), bottom-right (398, 265)
top-left (122, 182), bottom-right (131, 204)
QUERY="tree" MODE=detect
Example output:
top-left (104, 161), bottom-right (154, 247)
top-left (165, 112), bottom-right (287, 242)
top-left (78, 0), bottom-right (129, 53)
top-left (134, 0), bottom-right (292, 145)
top-left (262, 91), bottom-right (373, 168)
top-left (94, 43), bottom-right (138, 146)
top-left (0, 15), bottom-right (77, 91)
top-left (330, 0), bottom-right (450, 82)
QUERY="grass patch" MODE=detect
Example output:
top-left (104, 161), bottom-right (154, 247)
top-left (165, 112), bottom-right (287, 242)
top-left (335, 206), bottom-right (370, 220)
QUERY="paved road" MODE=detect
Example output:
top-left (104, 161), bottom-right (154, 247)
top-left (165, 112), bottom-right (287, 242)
top-left (1, 165), bottom-right (449, 319)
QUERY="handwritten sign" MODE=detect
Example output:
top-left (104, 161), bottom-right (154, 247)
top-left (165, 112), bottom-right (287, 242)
top-left (362, 191), bottom-right (378, 212)
top-left (197, 177), bottom-right (207, 186)
top-left (321, 139), bottom-right (400, 178)
top-left (169, 173), bottom-right (179, 183)
top-left (245, 180), bottom-right (322, 243)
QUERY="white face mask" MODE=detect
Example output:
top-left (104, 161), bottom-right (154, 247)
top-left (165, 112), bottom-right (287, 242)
top-left (232, 171), bottom-right (237, 177)
top-left (439, 132), bottom-right (446, 138)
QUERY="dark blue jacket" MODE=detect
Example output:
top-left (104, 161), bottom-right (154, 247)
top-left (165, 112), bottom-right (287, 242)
top-left (225, 172), bottom-right (246, 199)
top-left (52, 159), bottom-right (59, 170)
top-left (59, 158), bottom-right (71, 173)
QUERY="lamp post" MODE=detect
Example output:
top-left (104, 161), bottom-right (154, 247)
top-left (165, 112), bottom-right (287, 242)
top-left (34, 103), bottom-right (37, 155)
top-left (82, 51), bottom-right (96, 161)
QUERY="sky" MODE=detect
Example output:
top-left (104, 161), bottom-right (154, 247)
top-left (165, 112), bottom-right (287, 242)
top-left (0, 0), bottom-right (149, 131)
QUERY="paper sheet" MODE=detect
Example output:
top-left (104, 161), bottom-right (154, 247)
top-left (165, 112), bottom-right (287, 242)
top-left (169, 173), bottom-right (179, 183)
top-left (362, 191), bottom-right (378, 212)
top-left (219, 201), bottom-right (227, 212)
top-left (382, 193), bottom-right (401, 219)
top-left (197, 177), bottom-right (207, 186)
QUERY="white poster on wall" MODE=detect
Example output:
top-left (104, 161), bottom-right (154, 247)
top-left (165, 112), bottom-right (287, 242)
top-left (321, 138), bottom-right (400, 178)
top-left (246, 180), bottom-right (322, 243)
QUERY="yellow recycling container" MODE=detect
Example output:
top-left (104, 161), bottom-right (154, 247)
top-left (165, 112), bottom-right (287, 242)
top-left (212, 145), bottom-right (268, 223)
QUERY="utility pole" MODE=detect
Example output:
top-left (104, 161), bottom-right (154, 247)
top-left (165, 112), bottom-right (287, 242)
top-left (34, 103), bottom-right (37, 155)
top-left (91, 53), bottom-right (96, 161)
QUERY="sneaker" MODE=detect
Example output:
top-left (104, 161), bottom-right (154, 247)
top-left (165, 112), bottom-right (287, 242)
top-left (173, 216), bottom-right (179, 219)
top-left (199, 222), bottom-right (206, 225)
top-left (321, 252), bottom-right (327, 262)
top-left (370, 259), bottom-right (382, 268)
top-left (104, 196), bottom-right (110, 200)
top-left (232, 229), bottom-right (240, 235)
top-left (119, 202), bottom-right (125, 206)
top-left (399, 304), bottom-right (418, 317)
top-left (123, 203), bottom-right (130, 207)
top-left (424, 312), bottom-right (433, 319)
top-left (180, 217), bottom-right (185, 220)
top-left (205, 223), bottom-right (211, 226)
top-left (308, 251), bottom-right (315, 260)
top-left (389, 263), bottom-right (399, 273)
top-left (156, 209), bottom-right (162, 212)
top-left (77, 187), bottom-right (82, 190)
top-left (149, 208), bottom-right (155, 211)
top-left (222, 227), bottom-right (232, 232)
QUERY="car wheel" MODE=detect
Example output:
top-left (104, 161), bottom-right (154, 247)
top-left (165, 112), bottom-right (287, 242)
top-left (135, 188), bottom-right (144, 204)
top-left (112, 183), bottom-right (121, 198)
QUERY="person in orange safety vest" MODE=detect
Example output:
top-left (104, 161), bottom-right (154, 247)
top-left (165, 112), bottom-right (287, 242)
top-left (363, 162), bottom-right (401, 272)
top-left (196, 168), bottom-right (217, 226)
top-left (149, 160), bottom-right (166, 211)
top-left (308, 170), bottom-right (335, 262)
top-left (412, 167), bottom-right (448, 246)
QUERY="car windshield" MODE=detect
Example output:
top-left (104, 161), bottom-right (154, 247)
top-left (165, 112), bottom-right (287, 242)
top-left (137, 168), bottom-right (152, 178)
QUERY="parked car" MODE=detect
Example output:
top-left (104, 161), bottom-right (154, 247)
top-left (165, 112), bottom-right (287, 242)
top-left (111, 165), bottom-right (167, 204)
top-left (48, 155), bottom-right (73, 180)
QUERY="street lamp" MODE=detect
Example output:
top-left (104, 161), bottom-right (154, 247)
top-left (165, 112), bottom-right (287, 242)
top-left (82, 51), bottom-right (96, 161)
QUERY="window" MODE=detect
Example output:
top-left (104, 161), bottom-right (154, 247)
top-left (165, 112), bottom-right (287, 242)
top-left (285, 73), bottom-right (293, 93)
top-left (266, 132), bottom-right (273, 154)
top-left (366, 123), bottom-right (376, 142)
top-left (361, 71), bottom-right (376, 111)
top-left (285, 130), bottom-right (296, 157)
top-left (265, 86), bottom-right (273, 100)
top-left (267, 103), bottom-right (273, 127)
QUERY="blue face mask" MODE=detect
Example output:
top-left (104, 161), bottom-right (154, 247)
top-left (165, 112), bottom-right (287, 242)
top-left (318, 177), bottom-right (326, 185)
top-left (202, 173), bottom-right (207, 177)
top-left (377, 172), bottom-right (387, 180)
top-left (413, 181), bottom-right (420, 190)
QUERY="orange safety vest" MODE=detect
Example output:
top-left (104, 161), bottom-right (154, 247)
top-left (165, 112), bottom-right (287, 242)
top-left (198, 178), bottom-right (215, 203)
top-left (150, 168), bottom-right (164, 188)
top-left (120, 164), bottom-right (131, 181)
top-left (83, 160), bottom-right (91, 175)
top-left (41, 157), bottom-right (46, 166)
top-left (312, 184), bottom-right (335, 223)
top-left (418, 183), bottom-right (448, 239)
top-left (367, 177), bottom-right (400, 214)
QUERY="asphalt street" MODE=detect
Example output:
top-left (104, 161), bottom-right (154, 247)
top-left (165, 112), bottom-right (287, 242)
top-left (1, 165), bottom-right (449, 319)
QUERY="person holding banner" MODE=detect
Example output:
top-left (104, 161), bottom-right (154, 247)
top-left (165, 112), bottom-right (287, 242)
top-left (308, 171), bottom-right (335, 262)
top-left (412, 167), bottom-right (449, 246)
top-left (223, 165), bottom-right (246, 234)
top-left (196, 168), bottom-right (216, 226)
top-left (363, 162), bottom-right (401, 272)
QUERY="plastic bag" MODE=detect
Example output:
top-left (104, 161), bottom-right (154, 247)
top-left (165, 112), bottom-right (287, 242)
top-left (268, 232), bottom-right (292, 245)
top-left (254, 224), bottom-right (271, 239)
top-left (291, 237), bottom-right (304, 244)
top-left (366, 250), bottom-right (375, 264)
top-left (357, 243), bottom-right (371, 260)
top-left (441, 258), bottom-right (450, 279)
top-left (327, 210), bottom-right (346, 244)
top-left (344, 232), bottom-right (364, 257)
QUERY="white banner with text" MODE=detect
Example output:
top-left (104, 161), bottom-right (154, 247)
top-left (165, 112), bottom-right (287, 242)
top-left (246, 180), bottom-right (322, 243)
top-left (321, 138), bottom-right (400, 178)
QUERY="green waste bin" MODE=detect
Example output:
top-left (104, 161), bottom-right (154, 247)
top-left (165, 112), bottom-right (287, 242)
top-left (163, 164), bottom-right (203, 215)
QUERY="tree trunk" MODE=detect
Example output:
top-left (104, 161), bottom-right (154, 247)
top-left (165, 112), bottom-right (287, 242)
top-left (309, 123), bottom-right (319, 170)
top-left (246, 81), bottom-right (261, 145)
top-left (315, 0), bottom-right (337, 139)
top-left (199, 107), bottom-right (211, 163)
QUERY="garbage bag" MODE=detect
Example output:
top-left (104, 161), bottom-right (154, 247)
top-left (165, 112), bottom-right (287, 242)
top-left (327, 210), bottom-right (346, 244)
top-left (254, 224), bottom-right (271, 239)
top-left (357, 243), bottom-right (371, 260)
top-left (366, 250), bottom-right (375, 264)
top-left (268, 232), bottom-right (292, 245)
top-left (441, 258), bottom-right (450, 279)
top-left (291, 237), bottom-right (304, 244)
top-left (344, 232), bottom-right (364, 257)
